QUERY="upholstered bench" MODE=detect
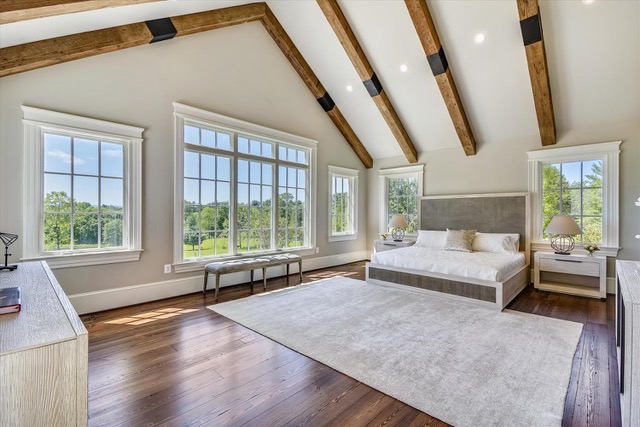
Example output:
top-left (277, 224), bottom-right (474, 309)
top-left (203, 258), bottom-right (269, 302)
top-left (261, 253), bottom-right (303, 282)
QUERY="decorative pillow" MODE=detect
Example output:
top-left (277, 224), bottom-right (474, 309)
top-left (472, 233), bottom-right (520, 254)
top-left (414, 230), bottom-right (447, 249)
top-left (444, 229), bottom-right (476, 252)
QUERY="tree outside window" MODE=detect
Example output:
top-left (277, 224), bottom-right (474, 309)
top-left (542, 160), bottom-right (603, 243)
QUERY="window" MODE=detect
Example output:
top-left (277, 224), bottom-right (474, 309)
top-left (173, 103), bottom-right (317, 271)
top-left (528, 141), bottom-right (620, 255)
top-left (22, 106), bottom-right (143, 268)
top-left (328, 166), bottom-right (358, 242)
top-left (379, 165), bottom-right (424, 235)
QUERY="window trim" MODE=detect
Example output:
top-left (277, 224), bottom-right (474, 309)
top-left (527, 141), bottom-right (620, 256)
top-left (328, 165), bottom-right (359, 242)
top-left (379, 164), bottom-right (424, 235)
top-left (173, 103), bottom-right (317, 273)
top-left (22, 106), bottom-right (144, 268)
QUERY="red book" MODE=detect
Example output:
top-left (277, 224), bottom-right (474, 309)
top-left (0, 287), bottom-right (21, 315)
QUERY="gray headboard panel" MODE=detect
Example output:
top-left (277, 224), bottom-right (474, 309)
top-left (420, 193), bottom-right (529, 253)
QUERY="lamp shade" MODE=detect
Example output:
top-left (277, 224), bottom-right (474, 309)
top-left (387, 214), bottom-right (408, 229)
top-left (544, 215), bottom-right (582, 235)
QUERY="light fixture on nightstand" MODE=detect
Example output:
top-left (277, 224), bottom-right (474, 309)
top-left (0, 232), bottom-right (18, 271)
top-left (544, 215), bottom-right (582, 255)
top-left (387, 214), bottom-right (408, 242)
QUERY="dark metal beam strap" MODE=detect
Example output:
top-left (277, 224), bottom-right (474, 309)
top-left (316, 92), bottom-right (335, 112)
top-left (427, 47), bottom-right (448, 76)
top-left (520, 14), bottom-right (542, 46)
top-left (363, 73), bottom-right (383, 97)
top-left (146, 18), bottom-right (177, 44)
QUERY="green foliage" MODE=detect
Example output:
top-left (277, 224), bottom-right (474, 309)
top-left (332, 192), bottom-right (350, 234)
top-left (387, 177), bottom-right (418, 233)
top-left (43, 191), bottom-right (124, 251)
top-left (542, 161), bottom-right (603, 243)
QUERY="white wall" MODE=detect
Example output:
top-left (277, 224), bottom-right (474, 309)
top-left (0, 22), bottom-right (368, 296)
top-left (367, 121), bottom-right (640, 271)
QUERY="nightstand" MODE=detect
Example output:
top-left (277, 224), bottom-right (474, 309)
top-left (534, 251), bottom-right (606, 299)
top-left (373, 239), bottom-right (415, 253)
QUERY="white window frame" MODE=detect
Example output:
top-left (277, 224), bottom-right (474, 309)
top-left (379, 164), bottom-right (424, 235)
top-left (328, 165), bottom-right (359, 242)
top-left (173, 103), bottom-right (317, 273)
top-left (527, 141), bottom-right (620, 257)
top-left (22, 106), bottom-right (144, 268)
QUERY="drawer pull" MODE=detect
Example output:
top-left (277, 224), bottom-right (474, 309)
top-left (554, 259), bottom-right (582, 263)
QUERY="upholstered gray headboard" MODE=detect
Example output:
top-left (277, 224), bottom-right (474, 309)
top-left (420, 193), bottom-right (530, 259)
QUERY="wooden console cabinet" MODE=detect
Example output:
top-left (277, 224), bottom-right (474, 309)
top-left (616, 260), bottom-right (640, 427)
top-left (0, 261), bottom-right (88, 427)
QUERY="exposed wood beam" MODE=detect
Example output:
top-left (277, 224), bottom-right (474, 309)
top-left (517, 0), bottom-right (556, 146)
top-left (317, 0), bottom-right (418, 164)
top-left (405, 0), bottom-right (476, 156)
top-left (0, 4), bottom-right (266, 78)
top-left (261, 7), bottom-right (373, 168)
top-left (0, 0), bottom-right (158, 24)
top-left (0, 2), bottom-right (372, 167)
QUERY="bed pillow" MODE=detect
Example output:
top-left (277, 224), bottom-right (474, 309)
top-left (414, 230), bottom-right (447, 249)
top-left (472, 233), bottom-right (520, 254)
top-left (444, 229), bottom-right (476, 253)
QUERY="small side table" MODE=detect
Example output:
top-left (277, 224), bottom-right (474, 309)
top-left (373, 239), bottom-right (415, 253)
top-left (534, 251), bottom-right (606, 299)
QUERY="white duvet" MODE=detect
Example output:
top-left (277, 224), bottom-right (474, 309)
top-left (370, 246), bottom-right (526, 282)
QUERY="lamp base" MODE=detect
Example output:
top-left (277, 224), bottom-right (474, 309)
top-left (550, 234), bottom-right (575, 255)
top-left (0, 264), bottom-right (17, 271)
top-left (553, 251), bottom-right (571, 255)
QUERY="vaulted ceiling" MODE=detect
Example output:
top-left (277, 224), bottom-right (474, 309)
top-left (1, 0), bottom-right (638, 168)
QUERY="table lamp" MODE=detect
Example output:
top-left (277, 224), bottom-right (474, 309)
top-left (387, 214), bottom-right (408, 242)
top-left (544, 215), bottom-right (581, 255)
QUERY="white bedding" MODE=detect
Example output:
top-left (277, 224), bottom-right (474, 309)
top-left (370, 246), bottom-right (526, 282)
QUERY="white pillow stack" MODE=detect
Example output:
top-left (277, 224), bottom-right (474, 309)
top-left (414, 230), bottom-right (520, 254)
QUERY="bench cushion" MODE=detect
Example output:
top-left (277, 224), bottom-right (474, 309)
top-left (205, 258), bottom-right (269, 275)
top-left (261, 253), bottom-right (302, 265)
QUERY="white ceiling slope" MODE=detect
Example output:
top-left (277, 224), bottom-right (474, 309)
top-left (0, 0), bottom-right (638, 161)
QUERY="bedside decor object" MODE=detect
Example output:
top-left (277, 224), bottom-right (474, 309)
top-left (380, 232), bottom-right (390, 241)
top-left (584, 243), bottom-right (600, 256)
top-left (0, 232), bottom-right (18, 271)
top-left (387, 214), bottom-right (407, 241)
top-left (544, 216), bottom-right (581, 255)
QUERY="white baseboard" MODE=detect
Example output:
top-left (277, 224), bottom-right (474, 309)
top-left (68, 250), bottom-right (368, 315)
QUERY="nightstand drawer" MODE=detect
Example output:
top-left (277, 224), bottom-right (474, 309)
top-left (540, 257), bottom-right (600, 277)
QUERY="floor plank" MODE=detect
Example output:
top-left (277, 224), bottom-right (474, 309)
top-left (85, 261), bottom-right (621, 426)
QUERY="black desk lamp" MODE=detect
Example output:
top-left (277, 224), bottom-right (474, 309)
top-left (0, 232), bottom-right (18, 271)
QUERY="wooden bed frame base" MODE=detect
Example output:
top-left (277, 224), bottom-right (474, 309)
top-left (365, 262), bottom-right (530, 311)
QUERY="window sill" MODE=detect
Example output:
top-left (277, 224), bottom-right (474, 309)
top-left (328, 233), bottom-right (358, 242)
top-left (173, 247), bottom-right (315, 274)
top-left (22, 249), bottom-right (143, 269)
top-left (530, 242), bottom-right (619, 257)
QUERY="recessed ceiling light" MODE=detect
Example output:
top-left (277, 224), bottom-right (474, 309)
top-left (399, 64), bottom-right (408, 73)
top-left (582, 0), bottom-right (595, 4)
top-left (346, 85), bottom-right (353, 92)
top-left (473, 32), bottom-right (486, 45)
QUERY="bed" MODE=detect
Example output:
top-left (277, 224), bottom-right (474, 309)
top-left (366, 192), bottom-right (530, 310)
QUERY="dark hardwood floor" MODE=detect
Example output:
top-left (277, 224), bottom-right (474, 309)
top-left (82, 261), bottom-right (621, 426)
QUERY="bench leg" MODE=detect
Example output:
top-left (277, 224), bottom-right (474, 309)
top-left (250, 269), bottom-right (255, 294)
top-left (299, 261), bottom-right (302, 282)
top-left (263, 267), bottom-right (267, 292)
top-left (203, 270), bottom-right (209, 294)
top-left (215, 273), bottom-right (221, 302)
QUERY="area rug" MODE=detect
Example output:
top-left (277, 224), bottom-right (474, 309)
top-left (209, 277), bottom-right (583, 427)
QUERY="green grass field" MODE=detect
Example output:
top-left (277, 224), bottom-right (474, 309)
top-left (183, 237), bottom-right (304, 258)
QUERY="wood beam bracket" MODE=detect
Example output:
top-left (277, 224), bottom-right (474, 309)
top-left (363, 73), bottom-right (383, 97)
top-left (426, 47), bottom-right (448, 76)
top-left (520, 14), bottom-right (542, 46)
top-left (145, 18), bottom-right (177, 44)
top-left (316, 92), bottom-right (336, 112)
